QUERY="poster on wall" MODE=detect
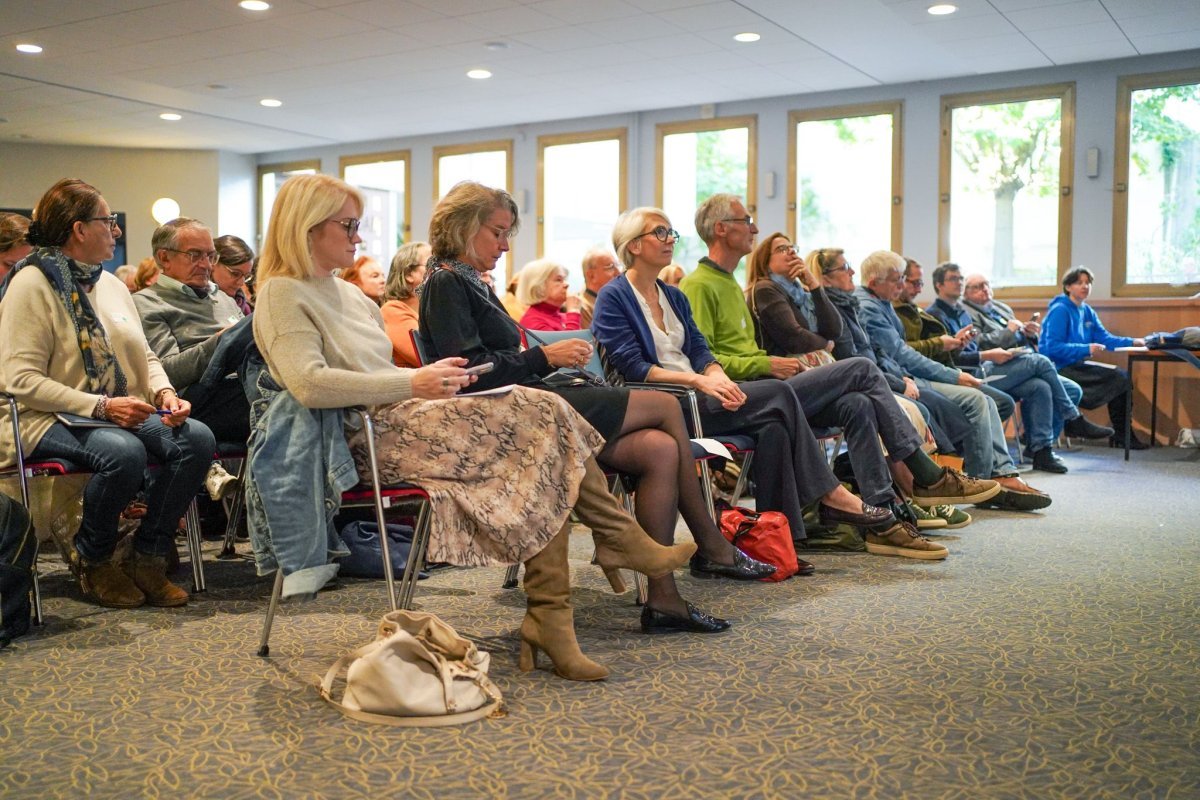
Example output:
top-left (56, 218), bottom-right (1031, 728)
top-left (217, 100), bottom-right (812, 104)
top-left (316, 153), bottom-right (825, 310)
top-left (2, 207), bottom-right (127, 272)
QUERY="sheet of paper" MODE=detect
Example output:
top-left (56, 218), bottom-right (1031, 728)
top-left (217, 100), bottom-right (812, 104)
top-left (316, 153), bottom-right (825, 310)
top-left (691, 437), bottom-right (732, 459)
top-left (462, 384), bottom-right (516, 397)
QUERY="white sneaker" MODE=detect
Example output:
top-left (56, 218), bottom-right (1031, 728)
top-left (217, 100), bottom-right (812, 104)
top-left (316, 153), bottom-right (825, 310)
top-left (204, 462), bottom-right (238, 501)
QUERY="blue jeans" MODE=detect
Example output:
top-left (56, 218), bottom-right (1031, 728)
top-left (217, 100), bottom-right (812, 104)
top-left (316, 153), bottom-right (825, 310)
top-left (31, 417), bottom-right (215, 561)
top-left (918, 381), bottom-right (1017, 478)
top-left (986, 353), bottom-right (1081, 451)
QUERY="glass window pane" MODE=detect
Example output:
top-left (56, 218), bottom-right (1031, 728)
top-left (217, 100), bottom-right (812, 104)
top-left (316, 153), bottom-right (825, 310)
top-left (661, 126), bottom-right (749, 279)
top-left (542, 138), bottom-right (621, 291)
top-left (438, 150), bottom-right (507, 198)
top-left (949, 98), bottom-right (1062, 288)
top-left (344, 158), bottom-right (407, 272)
top-left (795, 114), bottom-right (893, 253)
top-left (260, 166), bottom-right (316, 239)
top-left (1127, 83), bottom-right (1200, 286)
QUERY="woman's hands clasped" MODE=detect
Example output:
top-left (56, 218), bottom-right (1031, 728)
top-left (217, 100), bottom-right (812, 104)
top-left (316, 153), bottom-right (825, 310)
top-left (412, 357), bottom-right (478, 399)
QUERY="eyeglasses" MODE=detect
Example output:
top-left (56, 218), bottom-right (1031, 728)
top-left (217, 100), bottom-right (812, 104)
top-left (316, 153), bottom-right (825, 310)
top-left (772, 243), bottom-right (800, 255)
top-left (722, 216), bottom-right (755, 227)
top-left (905, 277), bottom-right (924, 287)
top-left (328, 217), bottom-right (362, 239)
top-left (630, 226), bottom-right (679, 244)
top-left (85, 214), bottom-right (120, 232)
top-left (220, 262), bottom-right (251, 281)
top-left (485, 224), bottom-right (515, 241)
top-left (164, 248), bottom-right (220, 265)
top-left (943, 274), bottom-right (964, 283)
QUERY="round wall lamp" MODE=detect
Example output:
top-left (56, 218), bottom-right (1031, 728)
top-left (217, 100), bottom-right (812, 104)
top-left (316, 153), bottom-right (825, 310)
top-left (151, 197), bottom-right (181, 224)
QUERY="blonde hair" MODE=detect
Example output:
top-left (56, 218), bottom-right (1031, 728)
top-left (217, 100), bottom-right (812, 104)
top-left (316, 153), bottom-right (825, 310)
top-left (258, 174), bottom-right (364, 286)
top-left (429, 181), bottom-right (519, 262)
top-left (385, 241), bottom-right (430, 301)
top-left (859, 250), bottom-right (905, 285)
top-left (658, 264), bottom-right (685, 286)
top-left (612, 206), bottom-right (670, 268)
top-left (807, 247), bottom-right (845, 285)
top-left (516, 258), bottom-right (565, 306)
top-left (134, 257), bottom-right (159, 290)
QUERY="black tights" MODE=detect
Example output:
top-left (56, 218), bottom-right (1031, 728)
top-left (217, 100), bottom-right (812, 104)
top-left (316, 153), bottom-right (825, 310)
top-left (598, 390), bottom-right (733, 613)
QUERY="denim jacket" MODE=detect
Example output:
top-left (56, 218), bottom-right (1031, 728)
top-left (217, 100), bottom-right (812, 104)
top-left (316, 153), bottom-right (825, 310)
top-left (245, 365), bottom-right (357, 600)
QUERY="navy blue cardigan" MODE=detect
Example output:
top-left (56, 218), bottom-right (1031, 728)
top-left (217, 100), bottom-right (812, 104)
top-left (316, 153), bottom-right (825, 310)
top-left (591, 274), bottom-right (718, 382)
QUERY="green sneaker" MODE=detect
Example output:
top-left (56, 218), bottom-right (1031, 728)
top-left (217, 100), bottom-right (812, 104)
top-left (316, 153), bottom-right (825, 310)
top-left (907, 501), bottom-right (947, 530)
top-left (933, 504), bottom-right (972, 529)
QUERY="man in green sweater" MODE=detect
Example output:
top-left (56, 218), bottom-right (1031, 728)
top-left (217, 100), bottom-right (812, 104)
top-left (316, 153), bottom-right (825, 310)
top-left (679, 194), bottom-right (999, 556)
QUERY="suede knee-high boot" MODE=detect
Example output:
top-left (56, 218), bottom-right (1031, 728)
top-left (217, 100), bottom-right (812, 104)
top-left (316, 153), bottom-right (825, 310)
top-left (573, 457), bottom-right (695, 586)
top-left (518, 521), bottom-right (609, 681)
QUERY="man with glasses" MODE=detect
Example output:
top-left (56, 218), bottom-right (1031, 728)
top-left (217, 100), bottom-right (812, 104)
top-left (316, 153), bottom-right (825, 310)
top-left (578, 247), bottom-right (621, 327)
top-left (133, 217), bottom-right (251, 444)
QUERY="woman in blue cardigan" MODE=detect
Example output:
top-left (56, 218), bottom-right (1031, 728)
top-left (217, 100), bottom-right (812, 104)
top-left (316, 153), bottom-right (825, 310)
top-left (593, 207), bottom-right (901, 553)
top-left (1040, 267), bottom-right (1147, 449)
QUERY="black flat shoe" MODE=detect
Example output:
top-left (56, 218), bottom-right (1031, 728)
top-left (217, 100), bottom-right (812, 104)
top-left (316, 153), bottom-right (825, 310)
top-left (818, 502), bottom-right (895, 530)
top-left (1030, 447), bottom-right (1068, 474)
top-left (689, 548), bottom-right (776, 580)
top-left (640, 602), bottom-right (731, 634)
top-left (796, 557), bottom-right (815, 576)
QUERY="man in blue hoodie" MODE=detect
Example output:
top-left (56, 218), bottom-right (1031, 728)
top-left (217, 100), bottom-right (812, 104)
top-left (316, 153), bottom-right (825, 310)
top-left (1040, 267), bottom-right (1147, 449)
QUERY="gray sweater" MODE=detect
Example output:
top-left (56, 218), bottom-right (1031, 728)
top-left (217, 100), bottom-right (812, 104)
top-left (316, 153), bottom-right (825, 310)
top-left (133, 275), bottom-right (244, 391)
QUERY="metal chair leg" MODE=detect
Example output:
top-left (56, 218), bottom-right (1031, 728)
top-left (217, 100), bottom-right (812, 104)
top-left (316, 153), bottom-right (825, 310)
top-left (218, 458), bottom-right (247, 560)
top-left (729, 452), bottom-right (753, 508)
top-left (502, 564), bottom-right (521, 589)
top-left (257, 568), bottom-right (284, 657)
top-left (30, 541), bottom-right (43, 626)
top-left (184, 499), bottom-right (206, 593)
top-left (399, 502), bottom-right (431, 611)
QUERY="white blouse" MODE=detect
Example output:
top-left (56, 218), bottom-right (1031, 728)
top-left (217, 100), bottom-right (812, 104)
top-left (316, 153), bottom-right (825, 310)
top-left (632, 283), bottom-right (695, 375)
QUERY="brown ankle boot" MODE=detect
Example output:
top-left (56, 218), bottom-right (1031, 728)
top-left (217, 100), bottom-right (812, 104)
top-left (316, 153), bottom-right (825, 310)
top-left (574, 457), bottom-right (695, 578)
top-left (127, 551), bottom-right (189, 607)
top-left (519, 522), bottom-right (608, 681)
top-left (78, 557), bottom-right (145, 608)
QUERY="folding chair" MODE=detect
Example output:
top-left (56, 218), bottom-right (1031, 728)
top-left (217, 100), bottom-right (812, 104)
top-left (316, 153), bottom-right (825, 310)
top-left (256, 407), bottom-right (433, 656)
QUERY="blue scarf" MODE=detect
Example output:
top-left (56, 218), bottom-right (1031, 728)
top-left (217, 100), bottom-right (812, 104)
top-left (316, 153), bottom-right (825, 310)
top-left (769, 273), bottom-right (816, 328)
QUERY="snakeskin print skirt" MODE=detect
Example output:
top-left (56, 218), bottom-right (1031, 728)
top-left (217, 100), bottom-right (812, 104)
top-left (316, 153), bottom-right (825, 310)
top-left (347, 386), bottom-right (605, 567)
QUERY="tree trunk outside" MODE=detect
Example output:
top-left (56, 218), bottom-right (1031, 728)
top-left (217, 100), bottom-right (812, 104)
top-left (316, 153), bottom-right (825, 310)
top-left (993, 181), bottom-right (1021, 281)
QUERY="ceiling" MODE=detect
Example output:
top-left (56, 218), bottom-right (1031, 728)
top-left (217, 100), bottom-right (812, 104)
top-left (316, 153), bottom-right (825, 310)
top-left (2, 0), bottom-right (1199, 154)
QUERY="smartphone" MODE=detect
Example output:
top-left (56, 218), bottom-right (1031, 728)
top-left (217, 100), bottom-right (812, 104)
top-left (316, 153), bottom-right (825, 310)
top-left (1030, 312), bottom-right (1041, 322)
top-left (464, 362), bottom-right (495, 377)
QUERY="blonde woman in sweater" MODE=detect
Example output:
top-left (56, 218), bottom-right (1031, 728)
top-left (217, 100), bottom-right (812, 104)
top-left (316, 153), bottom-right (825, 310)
top-left (0, 179), bottom-right (214, 609)
top-left (251, 174), bottom-right (692, 682)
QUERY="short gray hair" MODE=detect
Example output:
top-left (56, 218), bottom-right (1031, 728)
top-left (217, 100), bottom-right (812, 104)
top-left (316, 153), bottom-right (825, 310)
top-left (694, 193), bottom-right (740, 246)
top-left (612, 207), bottom-right (669, 268)
top-left (515, 258), bottom-right (565, 306)
top-left (151, 217), bottom-right (211, 267)
top-left (859, 250), bottom-right (905, 285)
top-left (582, 246), bottom-right (616, 273)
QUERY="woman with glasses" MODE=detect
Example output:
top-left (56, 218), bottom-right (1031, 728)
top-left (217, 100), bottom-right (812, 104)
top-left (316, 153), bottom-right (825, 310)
top-left (420, 181), bottom-right (773, 637)
top-left (380, 241), bottom-right (431, 368)
top-left (0, 178), bottom-right (214, 609)
top-left (252, 174), bottom-right (694, 682)
top-left (212, 235), bottom-right (255, 315)
top-left (746, 233), bottom-right (842, 362)
top-left (593, 208), bottom-right (892, 549)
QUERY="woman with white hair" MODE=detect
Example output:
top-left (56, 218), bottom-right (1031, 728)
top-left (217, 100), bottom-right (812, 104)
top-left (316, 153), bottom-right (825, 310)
top-left (517, 258), bottom-right (581, 332)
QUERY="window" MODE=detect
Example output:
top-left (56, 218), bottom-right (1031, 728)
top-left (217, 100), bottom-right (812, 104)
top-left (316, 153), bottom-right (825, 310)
top-left (341, 151), bottom-right (411, 272)
top-left (257, 160), bottom-right (320, 244)
top-left (790, 101), bottom-right (902, 256)
top-left (433, 140), bottom-right (514, 278)
top-left (656, 116), bottom-right (756, 280)
top-left (939, 84), bottom-right (1074, 294)
top-left (537, 129), bottom-right (626, 292)
top-left (1113, 69), bottom-right (1200, 296)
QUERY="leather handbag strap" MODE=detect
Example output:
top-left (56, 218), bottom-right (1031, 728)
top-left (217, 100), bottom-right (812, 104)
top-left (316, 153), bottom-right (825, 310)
top-left (318, 645), bottom-right (503, 728)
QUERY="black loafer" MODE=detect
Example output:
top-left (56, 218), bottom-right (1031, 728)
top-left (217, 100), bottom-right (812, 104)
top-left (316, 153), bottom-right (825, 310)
top-left (640, 602), bottom-right (731, 634)
top-left (818, 502), bottom-right (895, 530)
top-left (689, 548), bottom-right (776, 580)
top-left (1030, 447), bottom-right (1068, 474)
top-left (796, 557), bottom-right (815, 576)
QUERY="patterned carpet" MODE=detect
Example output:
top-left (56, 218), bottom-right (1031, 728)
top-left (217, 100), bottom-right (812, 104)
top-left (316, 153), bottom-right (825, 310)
top-left (1, 445), bottom-right (1198, 799)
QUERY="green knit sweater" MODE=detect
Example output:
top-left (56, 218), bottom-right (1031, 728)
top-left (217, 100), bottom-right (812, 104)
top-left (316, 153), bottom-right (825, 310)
top-left (678, 258), bottom-right (772, 380)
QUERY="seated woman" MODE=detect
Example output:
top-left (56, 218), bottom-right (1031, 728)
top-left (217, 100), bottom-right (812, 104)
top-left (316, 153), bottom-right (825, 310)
top-left (517, 258), bottom-right (581, 332)
top-left (746, 233), bottom-right (842, 360)
top-left (1041, 266), bottom-right (1146, 449)
top-left (252, 174), bottom-right (693, 681)
top-left (0, 178), bottom-right (214, 609)
top-left (592, 207), bottom-right (895, 545)
top-left (134, 256), bottom-right (159, 291)
top-left (212, 234), bottom-right (255, 315)
top-left (0, 212), bottom-right (33, 280)
top-left (419, 181), bottom-right (774, 634)
top-left (658, 263), bottom-right (685, 287)
top-left (380, 241), bottom-right (431, 368)
top-left (338, 255), bottom-right (386, 305)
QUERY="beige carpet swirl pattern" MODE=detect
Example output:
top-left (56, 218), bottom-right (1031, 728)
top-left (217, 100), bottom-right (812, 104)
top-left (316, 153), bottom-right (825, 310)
top-left (1, 445), bottom-right (1197, 799)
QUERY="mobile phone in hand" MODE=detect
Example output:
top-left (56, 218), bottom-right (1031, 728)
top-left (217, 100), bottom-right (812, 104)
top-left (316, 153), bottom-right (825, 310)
top-left (464, 362), bottom-right (495, 377)
top-left (1030, 312), bottom-right (1041, 322)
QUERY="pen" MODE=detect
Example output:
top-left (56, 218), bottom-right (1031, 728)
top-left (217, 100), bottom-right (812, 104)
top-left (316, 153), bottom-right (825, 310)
top-left (155, 409), bottom-right (173, 416)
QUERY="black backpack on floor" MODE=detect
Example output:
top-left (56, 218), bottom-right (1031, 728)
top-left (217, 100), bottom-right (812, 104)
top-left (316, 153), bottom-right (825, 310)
top-left (0, 493), bottom-right (36, 649)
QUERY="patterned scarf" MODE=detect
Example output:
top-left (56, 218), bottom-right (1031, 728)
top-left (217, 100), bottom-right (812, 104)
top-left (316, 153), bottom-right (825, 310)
top-left (417, 256), bottom-right (492, 299)
top-left (0, 247), bottom-right (127, 397)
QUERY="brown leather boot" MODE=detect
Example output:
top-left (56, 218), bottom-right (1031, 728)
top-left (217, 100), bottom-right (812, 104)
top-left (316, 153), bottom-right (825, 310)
top-left (78, 557), bottom-right (145, 608)
top-left (574, 457), bottom-right (695, 579)
top-left (127, 551), bottom-right (189, 607)
top-left (518, 522), bottom-right (609, 681)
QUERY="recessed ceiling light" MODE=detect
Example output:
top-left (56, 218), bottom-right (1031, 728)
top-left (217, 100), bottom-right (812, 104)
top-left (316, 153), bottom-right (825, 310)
top-left (927, 3), bottom-right (957, 14)
top-left (239, 1), bottom-right (270, 10)
top-left (259, 98), bottom-right (282, 107)
top-left (733, 32), bottom-right (760, 43)
top-left (467, 69), bottom-right (492, 80)
top-left (159, 112), bottom-right (182, 121)
top-left (16, 43), bottom-right (43, 54)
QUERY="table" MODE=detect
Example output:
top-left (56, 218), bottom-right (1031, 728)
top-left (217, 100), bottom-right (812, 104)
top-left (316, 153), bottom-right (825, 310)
top-left (1117, 347), bottom-right (1200, 456)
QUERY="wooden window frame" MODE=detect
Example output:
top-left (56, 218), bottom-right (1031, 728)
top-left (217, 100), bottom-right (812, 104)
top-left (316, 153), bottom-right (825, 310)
top-left (1112, 67), bottom-right (1200, 298)
top-left (654, 115), bottom-right (758, 214)
top-left (938, 83), bottom-right (1075, 299)
top-left (339, 149), bottom-right (412, 240)
top-left (432, 139), bottom-right (515, 281)
top-left (788, 100), bottom-right (904, 253)
top-left (256, 159), bottom-right (321, 244)
top-left (536, 128), bottom-right (628, 259)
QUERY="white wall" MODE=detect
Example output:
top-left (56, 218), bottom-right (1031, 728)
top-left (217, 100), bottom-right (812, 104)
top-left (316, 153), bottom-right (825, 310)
top-left (256, 48), bottom-right (1200, 299)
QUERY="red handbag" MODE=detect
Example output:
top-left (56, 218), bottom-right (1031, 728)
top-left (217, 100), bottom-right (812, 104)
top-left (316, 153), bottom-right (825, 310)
top-left (717, 504), bottom-right (798, 582)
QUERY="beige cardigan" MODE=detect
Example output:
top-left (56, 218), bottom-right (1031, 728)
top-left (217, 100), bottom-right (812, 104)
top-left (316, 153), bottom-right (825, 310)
top-left (0, 267), bottom-right (172, 468)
